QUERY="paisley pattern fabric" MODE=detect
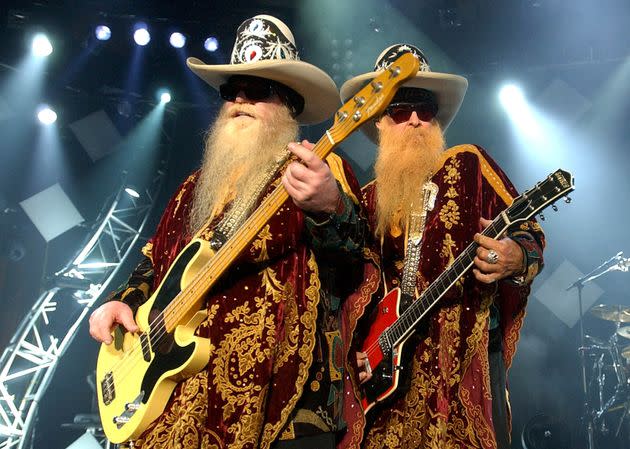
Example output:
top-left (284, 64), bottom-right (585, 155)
top-left (359, 145), bottom-right (545, 449)
top-left (113, 153), bottom-right (374, 449)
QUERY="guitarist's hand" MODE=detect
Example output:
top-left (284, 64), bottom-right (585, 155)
top-left (89, 301), bottom-right (139, 345)
top-left (282, 140), bottom-right (341, 215)
top-left (356, 351), bottom-right (373, 384)
top-left (473, 217), bottom-right (526, 284)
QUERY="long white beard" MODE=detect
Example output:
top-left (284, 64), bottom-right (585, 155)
top-left (188, 103), bottom-right (298, 234)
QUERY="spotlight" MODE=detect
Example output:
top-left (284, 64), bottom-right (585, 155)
top-left (204, 37), bottom-right (219, 52)
top-left (32, 33), bottom-right (53, 57)
top-left (499, 84), bottom-right (525, 109)
top-left (169, 32), bottom-right (186, 48)
top-left (124, 186), bottom-right (140, 198)
top-left (133, 23), bottom-right (150, 46)
top-left (160, 91), bottom-right (171, 104)
top-left (95, 25), bottom-right (111, 41)
top-left (37, 105), bottom-right (57, 125)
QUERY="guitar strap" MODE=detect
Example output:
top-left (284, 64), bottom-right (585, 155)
top-left (398, 180), bottom-right (439, 312)
top-left (192, 151), bottom-right (292, 249)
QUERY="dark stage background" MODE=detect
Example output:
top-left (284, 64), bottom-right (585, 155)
top-left (0, 1), bottom-right (629, 448)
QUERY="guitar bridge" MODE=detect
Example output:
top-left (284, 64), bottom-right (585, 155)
top-left (113, 392), bottom-right (145, 429)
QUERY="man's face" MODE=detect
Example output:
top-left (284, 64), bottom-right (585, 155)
top-left (372, 99), bottom-right (445, 239)
top-left (187, 76), bottom-right (299, 233)
top-left (219, 76), bottom-right (288, 129)
top-left (375, 101), bottom-right (438, 133)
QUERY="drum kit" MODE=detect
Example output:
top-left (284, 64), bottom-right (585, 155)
top-left (583, 304), bottom-right (630, 445)
top-left (567, 251), bottom-right (630, 448)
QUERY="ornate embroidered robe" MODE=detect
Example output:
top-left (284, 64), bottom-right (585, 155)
top-left (113, 153), bottom-right (374, 449)
top-left (360, 145), bottom-right (545, 449)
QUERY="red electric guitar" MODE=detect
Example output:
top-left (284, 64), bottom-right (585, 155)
top-left (360, 168), bottom-right (574, 413)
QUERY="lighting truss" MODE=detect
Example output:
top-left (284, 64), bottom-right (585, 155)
top-left (0, 170), bottom-right (165, 449)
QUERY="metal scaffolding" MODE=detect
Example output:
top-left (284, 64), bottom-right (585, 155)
top-left (0, 170), bottom-right (165, 449)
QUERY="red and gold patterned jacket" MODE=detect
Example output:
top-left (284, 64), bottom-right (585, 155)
top-left (359, 144), bottom-right (545, 449)
top-left (111, 153), bottom-right (377, 449)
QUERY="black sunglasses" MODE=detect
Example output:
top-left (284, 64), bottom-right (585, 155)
top-left (219, 77), bottom-right (277, 102)
top-left (384, 102), bottom-right (438, 124)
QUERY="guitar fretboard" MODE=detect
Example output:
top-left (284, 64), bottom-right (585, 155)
top-left (385, 213), bottom-right (509, 346)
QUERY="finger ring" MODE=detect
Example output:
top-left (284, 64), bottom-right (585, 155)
top-left (486, 250), bottom-right (499, 264)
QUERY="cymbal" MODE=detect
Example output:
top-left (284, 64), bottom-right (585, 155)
top-left (617, 326), bottom-right (630, 340)
top-left (589, 304), bottom-right (630, 322)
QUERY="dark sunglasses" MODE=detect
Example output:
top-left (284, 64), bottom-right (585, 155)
top-left (384, 102), bottom-right (438, 124)
top-left (219, 77), bottom-right (277, 102)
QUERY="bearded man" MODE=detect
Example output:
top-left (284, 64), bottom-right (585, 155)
top-left (89, 15), bottom-right (369, 449)
top-left (340, 44), bottom-right (545, 449)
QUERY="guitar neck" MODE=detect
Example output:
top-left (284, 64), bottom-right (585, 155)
top-left (387, 214), bottom-right (509, 346)
top-left (161, 133), bottom-right (339, 332)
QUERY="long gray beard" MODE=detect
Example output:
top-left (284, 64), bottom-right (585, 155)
top-left (187, 105), bottom-right (298, 235)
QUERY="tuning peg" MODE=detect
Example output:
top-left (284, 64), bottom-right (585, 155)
top-left (388, 66), bottom-right (401, 77)
top-left (539, 213), bottom-right (545, 221)
top-left (552, 204), bottom-right (558, 212)
top-left (565, 196), bottom-right (572, 203)
top-left (353, 96), bottom-right (366, 106)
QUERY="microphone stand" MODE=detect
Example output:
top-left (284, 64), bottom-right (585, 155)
top-left (567, 251), bottom-right (624, 449)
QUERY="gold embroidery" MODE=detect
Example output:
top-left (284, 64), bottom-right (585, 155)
top-left (172, 174), bottom-right (196, 217)
top-left (260, 252), bottom-right (319, 449)
top-left (274, 282), bottom-right (299, 370)
top-left (441, 233), bottom-right (457, 264)
top-left (444, 144), bottom-right (514, 206)
top-left (504, 308), bottom-right (527, 370)
top-left (443, 157), bottom-right (462, 185)
top-left (439, 199), bottom-right (461, 229)
top-left (130, 370), bottom-right (209, 449)
top-left (252, 224), bottom-right (273, 262)
top-left (278, 422), bottom-right (295, 440)
top-left (445, 186), bottom-right (459, 198)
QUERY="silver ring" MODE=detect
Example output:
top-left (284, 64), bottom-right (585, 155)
top-left (486, 250), bottom-right (499, 264)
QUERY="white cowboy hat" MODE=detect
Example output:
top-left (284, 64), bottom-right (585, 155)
top-left (340, 43), bottom-right (468, 142)
top-left (187, 15), bottom-right (339, 124)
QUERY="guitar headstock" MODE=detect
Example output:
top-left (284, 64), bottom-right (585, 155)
top-left (330, 52), bottom-right (420, 142)
top-left (508, 168), bottom-right (575, 223)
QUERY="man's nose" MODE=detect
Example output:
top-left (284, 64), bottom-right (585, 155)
top-left (407, 110), bottom-right (421, 126)
top-left (234, 89), bottom-right (249, 103)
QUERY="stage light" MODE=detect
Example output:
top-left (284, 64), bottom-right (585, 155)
top-left (32, 33), bottom-right (53, 57)
top-left (37, 105), bottom-right (57, 125)
top-left (169, 32), bottom-right (186, 48)
top-left (133, 24), bottom-right (150, 46)
top-left (124, 186), bottom-right (140, 198)
top-left (95, 25), bottom-right (111, 41)
top-left (499, 84), bottom-right (525, 109)
top-left (160, 91), bottom-right (171, 103)
top-left (204, 37), bottom-right (219, 52)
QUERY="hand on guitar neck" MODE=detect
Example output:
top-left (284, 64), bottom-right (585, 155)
top-left (472, 217), bottom-right (527, 284)
top-left (282, 139), bottom-right (342, 217)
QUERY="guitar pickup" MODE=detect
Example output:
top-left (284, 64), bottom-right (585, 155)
top-left (140, 332), bottom-right (151, 362)
top-left (101, 372), bottom-right (115, 405)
